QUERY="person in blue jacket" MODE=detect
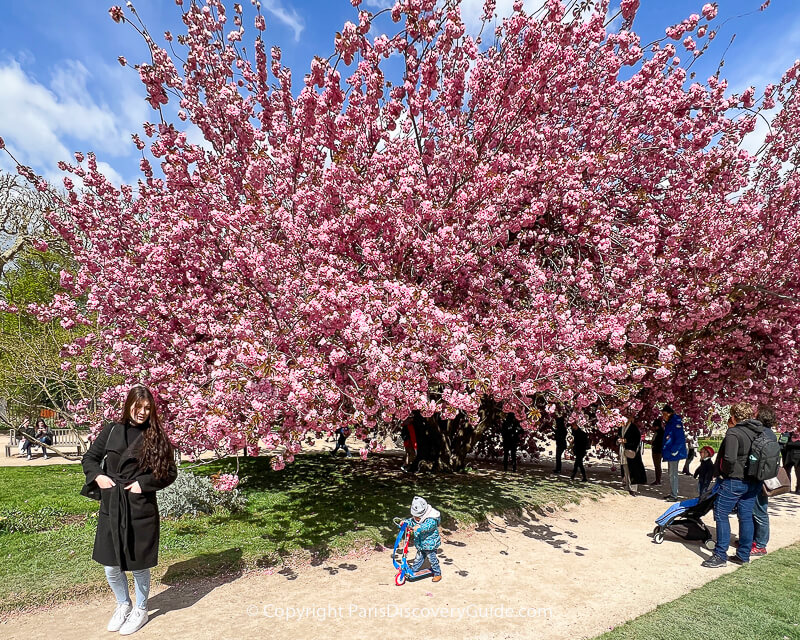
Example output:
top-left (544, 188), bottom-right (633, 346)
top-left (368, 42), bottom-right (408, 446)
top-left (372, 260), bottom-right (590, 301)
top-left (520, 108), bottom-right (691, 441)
top-left (661, 404), bottom-right (687, 501)
top-left (406, 496), bottom-right (442, 582)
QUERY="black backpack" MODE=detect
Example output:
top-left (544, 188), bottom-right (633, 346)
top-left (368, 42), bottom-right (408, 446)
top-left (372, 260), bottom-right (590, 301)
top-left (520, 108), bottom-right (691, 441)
top-left (746, 428), bottom-right (782, 482)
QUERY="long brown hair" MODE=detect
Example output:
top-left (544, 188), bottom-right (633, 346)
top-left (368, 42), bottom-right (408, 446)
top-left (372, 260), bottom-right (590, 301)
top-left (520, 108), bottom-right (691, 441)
top-left (121, 386), bottom-right (174, 480)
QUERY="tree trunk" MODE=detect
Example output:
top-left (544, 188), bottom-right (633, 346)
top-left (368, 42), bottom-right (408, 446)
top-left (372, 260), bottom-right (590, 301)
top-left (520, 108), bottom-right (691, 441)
top-left (421, 397), bottom-right (505, 472)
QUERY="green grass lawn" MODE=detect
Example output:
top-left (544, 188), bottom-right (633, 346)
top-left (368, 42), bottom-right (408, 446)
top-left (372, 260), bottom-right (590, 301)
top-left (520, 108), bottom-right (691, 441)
top-left (0, 453), bottom-right (612, 612)
top-left (698, 437), bottom-right (723, 452)
top-left (595, 542), bottom-right (800, 640)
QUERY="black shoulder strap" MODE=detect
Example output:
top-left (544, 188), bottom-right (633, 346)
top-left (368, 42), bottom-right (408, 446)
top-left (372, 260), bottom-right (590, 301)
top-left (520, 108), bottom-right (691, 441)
top-left (100, 423), bottom-right (116, 470)
top-left (732, 427), bottom-right (756, 453)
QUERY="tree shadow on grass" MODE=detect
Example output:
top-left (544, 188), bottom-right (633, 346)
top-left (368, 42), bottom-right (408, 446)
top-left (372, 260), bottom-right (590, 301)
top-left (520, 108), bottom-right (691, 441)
top-left (190, 452), bottom-right (612, 571)
top-left (148, 548), bottom-right (243, 620)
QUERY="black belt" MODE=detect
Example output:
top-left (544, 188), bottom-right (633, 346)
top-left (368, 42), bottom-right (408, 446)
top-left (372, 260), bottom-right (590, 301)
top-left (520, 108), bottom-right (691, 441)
top-left (106, 476), bottom-right (133, 568)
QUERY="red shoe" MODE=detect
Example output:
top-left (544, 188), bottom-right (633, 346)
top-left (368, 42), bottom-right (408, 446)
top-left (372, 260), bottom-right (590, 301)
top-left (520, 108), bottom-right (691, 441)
top-left (751, 547), bottom-right (767, 557)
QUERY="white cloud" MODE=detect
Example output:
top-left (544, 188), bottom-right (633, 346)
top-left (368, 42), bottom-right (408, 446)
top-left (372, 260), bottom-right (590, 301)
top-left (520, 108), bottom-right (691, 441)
top-left (606, 2), bottom-right (622, 32)
top-left (725, 18), bottom-right (800, 160)
top-left (460, 0), bottom-right (543, 36)
top-left (263, 0), bottom-right (305, 42)
top-left (185, 123), bottom-right (216, 153)
top-left (0, 58), bottom-right (145, 186)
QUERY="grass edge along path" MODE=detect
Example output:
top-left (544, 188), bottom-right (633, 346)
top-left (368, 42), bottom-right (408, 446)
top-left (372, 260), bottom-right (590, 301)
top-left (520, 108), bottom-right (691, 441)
top-left (595, 541), bottom-right (800, 640)
top-left (0, 453), bottom-right (613, 614)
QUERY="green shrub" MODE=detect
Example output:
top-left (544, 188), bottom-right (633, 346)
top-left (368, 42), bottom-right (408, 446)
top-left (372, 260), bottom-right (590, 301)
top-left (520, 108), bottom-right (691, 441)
top-left (158, 470), bottom-right (246, 519)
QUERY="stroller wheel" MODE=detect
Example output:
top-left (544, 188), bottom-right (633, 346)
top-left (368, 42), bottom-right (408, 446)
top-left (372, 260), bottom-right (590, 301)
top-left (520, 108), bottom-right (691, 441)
top-left (704, 538), bottom-right (716, 551)
top-left (395, 570), bottom-right (406, 586)
top-left (653, 528), bottom-right (664, 544)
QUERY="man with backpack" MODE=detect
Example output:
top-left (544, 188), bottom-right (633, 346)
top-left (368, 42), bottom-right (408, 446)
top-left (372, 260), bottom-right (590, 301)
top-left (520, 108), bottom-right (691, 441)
top-left (702, 402), bottom-right (781, 568)
top-left (751, 405), bottom-right (780, 556)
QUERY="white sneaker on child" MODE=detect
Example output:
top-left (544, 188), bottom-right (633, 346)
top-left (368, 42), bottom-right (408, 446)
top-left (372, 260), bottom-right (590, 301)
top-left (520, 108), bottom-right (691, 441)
top-left (107, 603), bottom-right (132, 632)
top-left (119, 607), bottom-right (148, 635)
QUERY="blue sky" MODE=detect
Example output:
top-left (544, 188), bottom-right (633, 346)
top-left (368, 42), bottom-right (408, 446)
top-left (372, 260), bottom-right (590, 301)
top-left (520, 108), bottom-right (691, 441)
top-left (0, 0), bottom-right (798, 185)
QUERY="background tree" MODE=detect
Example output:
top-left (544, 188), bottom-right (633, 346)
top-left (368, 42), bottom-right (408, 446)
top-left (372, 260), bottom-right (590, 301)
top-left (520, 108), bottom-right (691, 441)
top-left (0, 172), bottom-right (113, 442)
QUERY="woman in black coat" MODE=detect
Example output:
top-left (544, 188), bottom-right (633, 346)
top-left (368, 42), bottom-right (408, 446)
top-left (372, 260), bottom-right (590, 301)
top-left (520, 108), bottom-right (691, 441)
top-left (617, 420), bottom-right (647, 496)
top-left (784, 432), bottom-right (800, 493)
top-left (81, 386), bottom-right (177, 635)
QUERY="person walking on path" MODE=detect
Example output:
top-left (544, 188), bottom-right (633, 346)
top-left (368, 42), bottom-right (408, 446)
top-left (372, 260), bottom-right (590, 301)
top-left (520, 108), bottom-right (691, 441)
top-left (702, 402), bottom-right (764, 568)
top-left (752, 405), bottom-right (779, 557)
top-left (554, 414), bottom-right (568, 474)
top-left (783, 430), bottom-right (800, 493)
top-left (650, 417), bottom-right (664, 485)
top-left (661, 405), bottom-right (687, 501)
top-left (81, 386), bottom-right (177, 635)
top-left (331, 426), bottom-right (352, 457)
top-left (682, 432), bottom-right (698, 475)
top-left (502, 413), bottom-right (523, 472)
top-left (618, 420), bottom-right (646, 495)
top-left (570, 424), bottom-right (589, 481)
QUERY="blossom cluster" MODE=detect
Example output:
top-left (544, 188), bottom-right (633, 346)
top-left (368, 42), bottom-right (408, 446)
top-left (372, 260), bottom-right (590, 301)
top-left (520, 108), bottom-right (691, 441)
top-left (8, 0), bottom-right (798, 459)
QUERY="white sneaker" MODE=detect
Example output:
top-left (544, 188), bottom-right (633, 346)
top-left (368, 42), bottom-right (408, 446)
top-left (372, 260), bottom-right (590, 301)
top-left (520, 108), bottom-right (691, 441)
top-left (107, 603), bottom-right (132, 632)
top-left (119, 607), bottom-right (148, 635)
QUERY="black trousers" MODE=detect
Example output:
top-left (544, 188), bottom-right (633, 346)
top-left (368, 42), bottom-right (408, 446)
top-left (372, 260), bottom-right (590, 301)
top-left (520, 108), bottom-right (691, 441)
top-left (503, 445), bottom-right (518, 472)
top-left (682, 448), bottom-right (696, 474)
top-left (572, 453), bottom-right (586, 480)
top-left (785, 461), bottom-right (800, 492)
top-left (555, 443), bottom-right (566, 473)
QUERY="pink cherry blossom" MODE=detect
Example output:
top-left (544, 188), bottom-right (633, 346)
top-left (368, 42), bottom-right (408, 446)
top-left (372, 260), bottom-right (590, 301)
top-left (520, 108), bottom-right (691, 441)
top-left (2, 0), bottom-right (798, 465)
top-left (702, 3), bottom-right (718, 20)
top-left (211, 473), bottom-right (240, 491)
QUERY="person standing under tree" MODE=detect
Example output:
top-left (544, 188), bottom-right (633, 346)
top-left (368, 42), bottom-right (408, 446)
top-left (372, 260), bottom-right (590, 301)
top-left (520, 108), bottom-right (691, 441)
top-left (502, 413), bottom-right (523, 472)
top-left (783, 430), bottom-right (800, 494)
top-left (81, 386), bottom-right (177, 635)
top-left (570, 423), bottom-right (589, 481)
top-left (400, 416), bottom-right (417, 472)
top-left (751, 404), bottom-right (779, 557)
top-left (661, 405), bottom-right (688, 501)
top-left (553, 414), bottom-right (568, 474)
top-left (618, 419), bottom-right (647, 495)
top-left (702, 402), bottom-right (765, 568)
top-left (650, 416), bottom-right (664, 485)
top-left (682, 432), bottom-right (698, 475)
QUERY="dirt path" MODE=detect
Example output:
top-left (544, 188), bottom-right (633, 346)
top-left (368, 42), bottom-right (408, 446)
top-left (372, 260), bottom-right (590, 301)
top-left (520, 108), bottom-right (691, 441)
top-left (3, 467), bottom-right (800, 640)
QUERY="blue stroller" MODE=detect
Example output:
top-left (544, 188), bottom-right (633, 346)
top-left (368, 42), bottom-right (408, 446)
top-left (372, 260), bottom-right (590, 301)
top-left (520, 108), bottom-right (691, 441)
top-left (652, 483), bottom-right (720, 550)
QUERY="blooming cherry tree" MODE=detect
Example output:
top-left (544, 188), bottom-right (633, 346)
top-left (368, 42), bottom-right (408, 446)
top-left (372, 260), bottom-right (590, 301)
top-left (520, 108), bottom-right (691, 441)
top-left (4, 0), bottom-right (799, 469)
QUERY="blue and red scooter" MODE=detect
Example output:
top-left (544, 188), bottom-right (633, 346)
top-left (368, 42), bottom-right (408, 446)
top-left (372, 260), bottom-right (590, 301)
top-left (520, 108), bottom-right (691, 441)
top-left (392, 517), bottom-right (433, 586)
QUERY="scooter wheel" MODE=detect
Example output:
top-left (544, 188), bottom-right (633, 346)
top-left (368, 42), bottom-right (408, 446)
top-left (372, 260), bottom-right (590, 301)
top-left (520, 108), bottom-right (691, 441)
top-left (395, 571), bottom-right (406, 586)
top-left (704, 538), bottom-right (716, 551)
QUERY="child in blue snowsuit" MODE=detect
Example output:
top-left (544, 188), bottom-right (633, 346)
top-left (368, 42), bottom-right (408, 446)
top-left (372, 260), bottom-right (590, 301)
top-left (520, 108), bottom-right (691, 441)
top-left (407, 496), bottom-right (442, 582)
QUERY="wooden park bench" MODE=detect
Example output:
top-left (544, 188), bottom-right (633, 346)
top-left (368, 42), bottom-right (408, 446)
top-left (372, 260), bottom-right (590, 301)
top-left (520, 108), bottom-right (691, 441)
top-left (5, 428), bottom-right (87, 458)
